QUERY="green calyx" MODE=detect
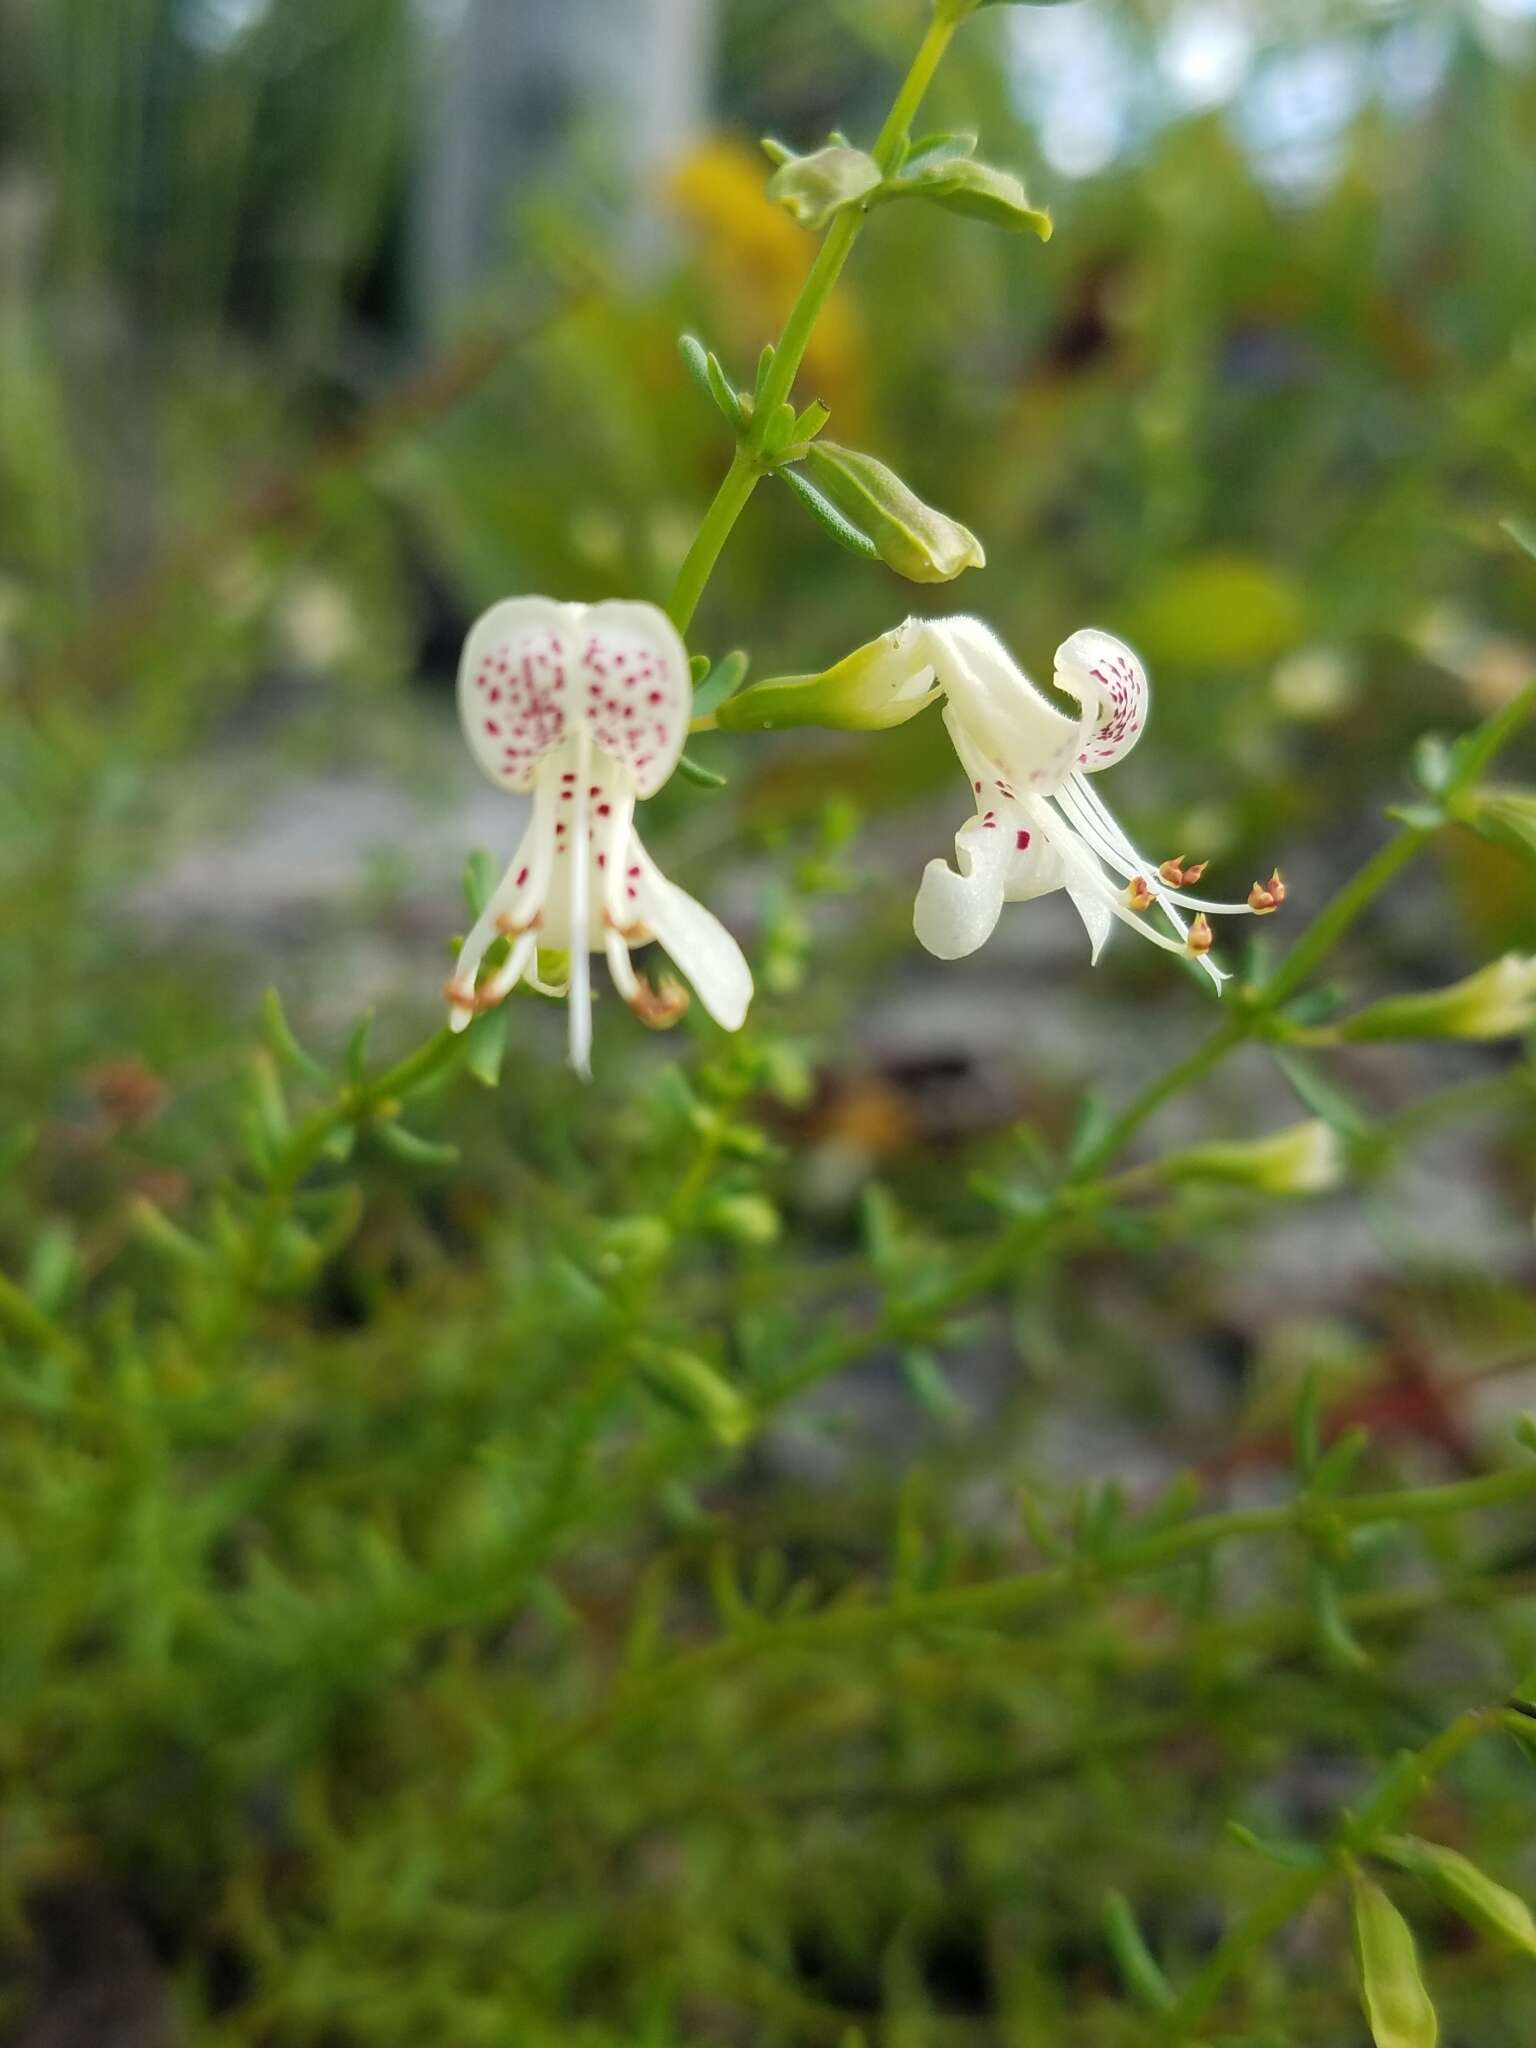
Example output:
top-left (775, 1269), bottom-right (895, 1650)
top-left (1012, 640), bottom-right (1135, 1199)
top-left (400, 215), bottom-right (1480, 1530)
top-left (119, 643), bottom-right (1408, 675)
top-left (790, 441), bottom-right (985, 583)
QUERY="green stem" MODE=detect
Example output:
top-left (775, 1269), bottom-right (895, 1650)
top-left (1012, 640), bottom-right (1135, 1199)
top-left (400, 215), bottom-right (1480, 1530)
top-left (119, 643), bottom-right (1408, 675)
top-left (1064, 672), bottom-right (1536, 1178)
top-left (664, 13), bottom-right (958, 633)
top-left (666, 447), bottom-right (759, 633)
top-left (1447, 678), bottom-right (1536, 795)
top-left (240, 1027), bottom-right (466, 1287)
top-left (1260, 823), bottom-right (1436, 1012)
top-left (1071, 1016), bottom-right (1247, 1181)
top-left (509, 1460), bottom-right (1536, 1788)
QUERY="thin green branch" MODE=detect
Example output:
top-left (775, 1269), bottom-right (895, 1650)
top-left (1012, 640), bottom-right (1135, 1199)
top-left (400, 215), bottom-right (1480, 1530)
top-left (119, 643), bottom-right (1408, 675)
top-left (665, 13), bottom-right (959, 631)
top-left (506, 1454), bottom-right (1536, 1791)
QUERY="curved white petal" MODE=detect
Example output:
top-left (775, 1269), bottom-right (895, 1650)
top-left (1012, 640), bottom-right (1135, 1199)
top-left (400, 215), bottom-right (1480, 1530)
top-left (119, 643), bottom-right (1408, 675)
top-left (574, 599), bottom-right (692, 797)
top-left (1001, 812), bottom-right (1065, 906)
top-left (913, 809), bottom-right (1012, 959)
top-left (445, 788), bottom-right (557, 1029)
top-left (1054, 628), bottom-right (1148, 771)
top-left (458, 596), bottom-right (692, 800)
top-left (1047, 824), bottom-right (1117, 962)
top-left (630, 847), bottom-right (752, 1031)
top-left (924, 617), bottom-right (1085, 790)
top-left (458, 596), bottom-right (579, 793)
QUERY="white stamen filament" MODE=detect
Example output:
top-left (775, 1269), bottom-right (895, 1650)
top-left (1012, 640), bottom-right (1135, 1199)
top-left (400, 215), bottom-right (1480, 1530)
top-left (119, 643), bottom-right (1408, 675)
top-left (1058, 777), bottom-right (1257, 961)
top-left (568, 726), bottom-right (593, 1075)
top-left (601, 771), bottom-right (640, 1002)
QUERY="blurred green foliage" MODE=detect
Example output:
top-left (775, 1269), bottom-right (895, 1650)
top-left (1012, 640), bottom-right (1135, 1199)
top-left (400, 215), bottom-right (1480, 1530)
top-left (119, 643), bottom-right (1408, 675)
top-left (2, 2), bottom-right (1536, 2044)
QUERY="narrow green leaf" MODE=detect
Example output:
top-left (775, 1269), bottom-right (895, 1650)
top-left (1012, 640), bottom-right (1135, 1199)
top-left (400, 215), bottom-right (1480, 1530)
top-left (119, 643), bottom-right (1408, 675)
top-left (1411, 734), bottom-right (1453, 796)
top-left (678, 333), bottom-right (744, 427)
top-left (676, 749), bottom-right (727, 790)
top-left (1067, 1089), bottom-right (1116, 1170)
top-left (1501, 515), bottom-right (1536, 561)
top-left (345, 1011), bottom-right (374, 1087)
top-left (1350, 1872), bottom-right (1438, 2048)
top-left (901, 1346), bottom-right (969, 1426)
top-left (371, 1122), bottom-right (461, 1168)
top-left (691, 648), bottom-right (750, 721)
top-left (1312, 1426), bottom-right (1371, 1495)
top-left (247, 1050), bottom-right (291, 1153)
top-left (678, 332), bottom-right (715, 403)
top-left (261, 988), bottom-right (328, 1083)
top-left (130, 1197), bottom-right (211, 1269)
top-left (759, 399), bottom-right (798, 458)
top-left (1310, 1557), bottom-right (1370, 1672)
top-left (1270, 1046), bottom-right (1374, 1136)
top-left (704, 350), bottom-right (746, 427)
top-left (463, 1006), bottom-right (509, 1088)
top-left (792, 397), bottom-right (831, 442)
top-left (1102, 1892), bottom-right (1175, 2013)
top-left (1225, 1823), bottom-right (1329, 1872)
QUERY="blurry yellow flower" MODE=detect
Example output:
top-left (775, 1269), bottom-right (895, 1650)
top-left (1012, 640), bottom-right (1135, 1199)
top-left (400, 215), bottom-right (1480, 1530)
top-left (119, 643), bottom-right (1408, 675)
top-left (278, 574), bottom-right (360, 672)
top-left (667, 137), bottom-right (865, 426)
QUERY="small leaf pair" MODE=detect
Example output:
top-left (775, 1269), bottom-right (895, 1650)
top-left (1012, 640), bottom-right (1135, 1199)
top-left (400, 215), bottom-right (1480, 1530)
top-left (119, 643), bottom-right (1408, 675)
top-left (762, 131), bottom-right (1051, 241)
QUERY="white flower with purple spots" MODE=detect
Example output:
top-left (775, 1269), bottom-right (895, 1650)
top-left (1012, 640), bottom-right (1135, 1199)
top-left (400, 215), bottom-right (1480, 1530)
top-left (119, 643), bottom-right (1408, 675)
top-left (445, 596), bottom-right (752, 1074)
top-left (907, 618), bottom-right (1281, 980)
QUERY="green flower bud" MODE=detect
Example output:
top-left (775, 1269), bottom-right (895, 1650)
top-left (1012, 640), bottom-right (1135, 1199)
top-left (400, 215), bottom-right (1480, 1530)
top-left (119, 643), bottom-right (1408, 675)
top-left (1164, 1119), bottom-right (1344, 1197)
top-left (634, 1345), bottom-right (754, 1447)
top-left (795, 442), bottom-right (985, 583)
top-left (764, 142), bottom-right (882, 231)
top-left (1337, 955), bottom-right (1536, 1043)
top-left (717, 618), bottom-right (940, 733)
top-left (1376, 1837), bottom-right (1536, 1957)
top-left (598, 1215), bottom-right (674, 1270)
top-left (1467, 788), bottom-right (1536, 863)
top-left (704, 1193), bottom-right (781, 1247)
top-left (1349, 1871), bottom-right (1438, 2048)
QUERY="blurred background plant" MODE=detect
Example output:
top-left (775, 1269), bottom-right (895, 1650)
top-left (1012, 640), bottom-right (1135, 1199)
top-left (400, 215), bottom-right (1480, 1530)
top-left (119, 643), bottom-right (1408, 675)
top-left (2, 0), bottom-right (1536, 2043)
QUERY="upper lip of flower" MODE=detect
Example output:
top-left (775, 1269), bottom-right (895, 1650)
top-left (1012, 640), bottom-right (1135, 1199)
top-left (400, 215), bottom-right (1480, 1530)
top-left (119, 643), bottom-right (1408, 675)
top-left (905, 617), bottom-right (1281, 985)
top-left (445, 597), bottom-right (752, 1073)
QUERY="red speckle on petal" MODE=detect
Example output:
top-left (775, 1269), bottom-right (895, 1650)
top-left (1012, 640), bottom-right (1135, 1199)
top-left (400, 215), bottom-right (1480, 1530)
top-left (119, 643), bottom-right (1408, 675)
top-left (1015, 830), bottom-right (1031, 851)
top-left (484, 721), bottom-right (500, 736)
